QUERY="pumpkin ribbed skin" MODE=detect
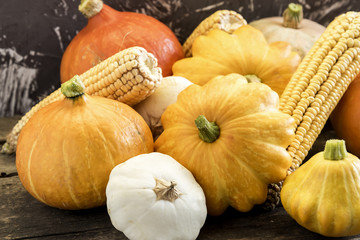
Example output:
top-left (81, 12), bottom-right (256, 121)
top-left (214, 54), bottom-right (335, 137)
top-left (60, 4), bottom-right (184, 82)
top-left (16, 94), bottom-right (153, 210)
top-left (154, 75), bottom-right (295, 216)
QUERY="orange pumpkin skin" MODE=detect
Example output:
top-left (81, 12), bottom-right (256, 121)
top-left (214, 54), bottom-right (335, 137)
top-left (16, 94), bottom-right (154, 210)
top-left (330, 74), bottom-right (360, 157)
top-left (60, 4), bottom-right (184, 82)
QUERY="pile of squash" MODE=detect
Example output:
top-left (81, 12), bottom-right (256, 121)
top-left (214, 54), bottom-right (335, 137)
top-left (13, 0), bottom-right (360, 239)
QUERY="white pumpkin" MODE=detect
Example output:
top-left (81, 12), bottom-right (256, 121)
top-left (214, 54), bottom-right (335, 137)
top-left (249, 3), bottom-right (326, 58)
top-left (133, 76), bottom-right (193, 140)
top-left (106, 152), bottom-right (207, 240)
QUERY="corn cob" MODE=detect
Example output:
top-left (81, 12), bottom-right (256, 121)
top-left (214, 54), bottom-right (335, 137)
top-left (262, 11), bottom-right (360, 210)
top-left (1, 46), bottom-right (162, 154)
top-left (182, 10), bottom-right (247, 57)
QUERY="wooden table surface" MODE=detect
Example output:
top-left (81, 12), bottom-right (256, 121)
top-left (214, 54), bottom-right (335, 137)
top-left (1, 116), bottom-right (359, 240)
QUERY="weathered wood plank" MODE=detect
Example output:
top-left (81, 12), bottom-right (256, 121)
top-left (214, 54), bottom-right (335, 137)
top-left (0, 115), bottom-right (21, 143)
top-left (0, 171), bottom-right (126, 240)
top-left (0, 153), bottom-right (16, 177)
top-left (0, 115), bottom-right (20, 177)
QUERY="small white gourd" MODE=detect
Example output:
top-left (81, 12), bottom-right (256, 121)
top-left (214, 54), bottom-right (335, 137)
top-left (133, 76), bottom-right (193, 140)
top-left (106, 152), bottom-right (207, 240)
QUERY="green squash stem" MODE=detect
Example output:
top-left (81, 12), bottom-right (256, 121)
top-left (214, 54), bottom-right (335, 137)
top-left (283, 3), bottom-right (303, 29)
top-left (195, 115), bottom-right (220, 143)
top-left (61, 75), bottom-right (86, 98)
top-left (79, 0), bottom-right (103, 18)
top-left (323, 139), bottom-right (348, 160)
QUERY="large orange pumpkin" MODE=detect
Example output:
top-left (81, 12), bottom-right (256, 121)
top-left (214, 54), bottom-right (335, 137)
top-left (60, 0), bottom-right (184, 82)
top-left (16, 76), bottom-right (154, 210)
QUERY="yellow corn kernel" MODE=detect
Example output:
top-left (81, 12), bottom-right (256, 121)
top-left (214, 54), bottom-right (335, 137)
top-left (263, 11), bottom-right (360, 210)
top-left (182, 10), bottom-right (247, 57)
top-left (1, 46), bottom-right (162, 154)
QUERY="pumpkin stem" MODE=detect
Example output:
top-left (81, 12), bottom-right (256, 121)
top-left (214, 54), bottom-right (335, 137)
top-left (79, 0), bottom-right (103, 18)
top-left (283, 3), bottom-right (303, 29)
top-left (61, 75), bottom-right (85, 98)
top-left (153, 178), bottom-right (182, 202)
top-left (244, 74), bottom-right (262, 83)
top-left (195, 115), bottom-right (220, 143)
top-left (323, 139), bottom-right (348, 160)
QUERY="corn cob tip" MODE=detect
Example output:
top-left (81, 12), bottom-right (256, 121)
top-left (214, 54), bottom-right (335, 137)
top-left (79, 0), bottom-right (103, 19)
top-left (218, 10), bottom-right (248, 33)
top-left (1, 134), bottom-right (17, 154)
top-left (261, 182), bottom-right (283, 211)
top-left (182, 10), bottom-right (247, 57)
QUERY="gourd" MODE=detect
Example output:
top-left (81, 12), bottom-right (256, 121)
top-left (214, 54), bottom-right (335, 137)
top-left (106, 152), bottom-right (207, 240)
top-left (16, 76), bottom-right (154, 210)
top-left (330, 74), bottom-right (360, 158)
top-left (249, 3), bottom-right (326, 59)
top-left (172, 24), bottom-right (301, 97)
top-left (133, 76), bottom-right (193, 140)
top-left (281, 139), bottom-right (360, 237)
top-left (154, 73), bottom-right (295, 216)
top-left (60, 0), bottom-right (184, 82)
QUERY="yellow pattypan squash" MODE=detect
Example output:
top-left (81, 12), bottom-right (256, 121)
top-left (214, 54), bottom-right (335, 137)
top-left (281, 139), bottom-right (360, 237)
top-left (154, 73), bottom-right (295, 216)
top-left (172, 25), bottom-right (301, 97)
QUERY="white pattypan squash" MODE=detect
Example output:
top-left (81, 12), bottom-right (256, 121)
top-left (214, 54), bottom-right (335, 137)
top-left (106, 152), bottom-right (207, 240)
top-left (133, 76), bottom-right (193, 140)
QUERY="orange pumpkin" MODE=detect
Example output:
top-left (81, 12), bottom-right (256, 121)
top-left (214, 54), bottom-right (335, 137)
top-left (60, 0), bottom-right (184, 82)
top-left (330, 74), bottom-right (360, 157)
top-left (16, 76), bottom-right (154, 210)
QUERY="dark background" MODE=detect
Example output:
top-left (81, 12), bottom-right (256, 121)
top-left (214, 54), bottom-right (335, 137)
top-left (0, 0), bottom-right (359, 117)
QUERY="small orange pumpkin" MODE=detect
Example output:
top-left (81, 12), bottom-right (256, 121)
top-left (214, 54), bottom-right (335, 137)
top-left (16, 76), bottom-right (154, 210)
top-left (60, 0), bottom-right (184, 82)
